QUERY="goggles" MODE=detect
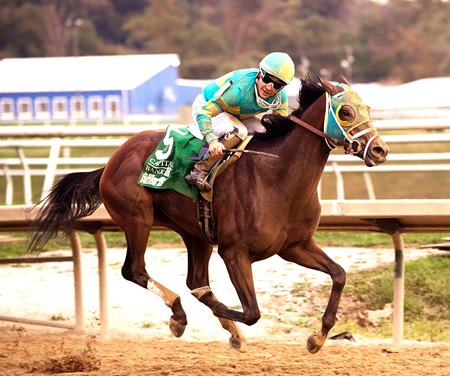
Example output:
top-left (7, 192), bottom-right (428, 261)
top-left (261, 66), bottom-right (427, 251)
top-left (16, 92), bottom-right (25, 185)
top-left (259, 69), bottom-right (286, 90)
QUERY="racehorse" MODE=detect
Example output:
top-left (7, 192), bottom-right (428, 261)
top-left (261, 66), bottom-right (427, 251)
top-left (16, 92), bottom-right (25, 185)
top-left (28, 76), bottom-right (389, 353)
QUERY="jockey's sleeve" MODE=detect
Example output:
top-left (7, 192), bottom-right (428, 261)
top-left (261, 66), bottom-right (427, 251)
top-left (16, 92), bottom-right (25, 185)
top-left (196, 101), bottom-right (223, 143)
top-left (196, 81), bottom-right (234, 143)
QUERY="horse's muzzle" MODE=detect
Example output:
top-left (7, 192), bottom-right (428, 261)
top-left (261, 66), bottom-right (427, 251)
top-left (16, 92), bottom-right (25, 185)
top-left (364, 139), bottom-right (389, 167)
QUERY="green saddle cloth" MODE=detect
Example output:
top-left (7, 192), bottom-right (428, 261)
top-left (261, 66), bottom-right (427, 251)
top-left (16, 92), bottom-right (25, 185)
top-left (138, 125), bottom-right (204, 200)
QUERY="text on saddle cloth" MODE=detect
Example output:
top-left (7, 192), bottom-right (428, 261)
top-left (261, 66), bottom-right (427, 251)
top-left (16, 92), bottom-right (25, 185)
top-left (137, 125), bottom-right (252, 201)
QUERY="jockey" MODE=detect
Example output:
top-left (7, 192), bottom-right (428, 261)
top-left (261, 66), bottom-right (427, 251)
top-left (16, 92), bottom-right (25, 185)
top-left (185, 52), bottom-right (296, 191)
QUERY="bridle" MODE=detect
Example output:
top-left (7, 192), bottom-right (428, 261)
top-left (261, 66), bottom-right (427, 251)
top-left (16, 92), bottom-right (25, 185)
top-left (288, 87), bottom-right (381, 159)
top-left (288, 114), bottom-right (350, 149)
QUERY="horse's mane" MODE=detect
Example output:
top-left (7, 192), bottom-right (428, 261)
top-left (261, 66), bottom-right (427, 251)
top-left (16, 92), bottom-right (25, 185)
top-left (292, 75), bottom-right (325, 118)
top-left (254, 74), bottom-right (325, 140)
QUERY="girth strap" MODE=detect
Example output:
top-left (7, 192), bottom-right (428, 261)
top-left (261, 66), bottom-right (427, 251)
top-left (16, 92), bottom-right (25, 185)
top-left (197, 195), bottom-right (218, 245)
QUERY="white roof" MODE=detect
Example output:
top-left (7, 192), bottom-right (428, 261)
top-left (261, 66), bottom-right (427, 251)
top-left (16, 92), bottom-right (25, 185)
top-left (0, 54), bottom-right (180, 93)
top-left (353, 77), bottom-right (450, 110)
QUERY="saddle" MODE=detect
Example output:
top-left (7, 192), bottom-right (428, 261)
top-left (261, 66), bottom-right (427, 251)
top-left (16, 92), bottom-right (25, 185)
top-left (197, 136), bottom-right (253, 244)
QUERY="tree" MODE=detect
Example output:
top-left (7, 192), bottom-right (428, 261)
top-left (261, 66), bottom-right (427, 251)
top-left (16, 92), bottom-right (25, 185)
top-left (1, 0), bottom-right (450, 82)
top-left (3, 2), bottom-right (50, 56)
top-left (123, 0), bottom-right (190, 52)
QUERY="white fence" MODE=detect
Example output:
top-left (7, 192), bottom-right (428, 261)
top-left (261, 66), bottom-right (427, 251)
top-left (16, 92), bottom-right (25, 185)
top-left (1, 119), bottom-right (450, 204)
top-left (1, 118), bottom-right (450, 344)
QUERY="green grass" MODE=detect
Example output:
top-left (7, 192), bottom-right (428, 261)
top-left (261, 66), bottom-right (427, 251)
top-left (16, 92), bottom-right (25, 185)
top-left (318, 255), bottom-right (450, 341)
top-left (321, 134), bottom-right (450, 199)
top-left (315, 231), bottom-right (450, 248)
top-left (0, 230), bottom-right (183, 258)
top-left (1, 230), bottom-right (449, 258)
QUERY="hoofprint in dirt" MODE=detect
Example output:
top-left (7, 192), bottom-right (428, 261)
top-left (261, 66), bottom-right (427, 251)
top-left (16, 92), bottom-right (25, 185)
top-left (0, 245), bottom-right (440, 343)
top-left (1, 326), bottom-right (449, 376)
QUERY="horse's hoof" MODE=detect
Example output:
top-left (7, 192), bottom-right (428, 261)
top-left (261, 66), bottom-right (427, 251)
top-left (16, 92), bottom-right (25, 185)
top-left (306, 332), bottom-right (324, 354)
top-left (229, 336), bottom-right (247, 352)
top-left (169, 316), bottom-right (187, 338)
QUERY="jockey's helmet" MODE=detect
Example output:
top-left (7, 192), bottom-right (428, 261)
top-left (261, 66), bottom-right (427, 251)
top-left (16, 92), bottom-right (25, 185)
top-left (259, 52), bottom-right (295, 85)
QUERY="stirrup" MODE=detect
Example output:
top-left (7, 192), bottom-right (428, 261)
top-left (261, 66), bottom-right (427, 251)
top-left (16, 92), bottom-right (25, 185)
top-left (184, 172), bottom-right (212, 192)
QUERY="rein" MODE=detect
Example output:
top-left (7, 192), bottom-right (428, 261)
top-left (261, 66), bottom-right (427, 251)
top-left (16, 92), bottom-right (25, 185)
top-left (287, 114), bottom-right (350, 149)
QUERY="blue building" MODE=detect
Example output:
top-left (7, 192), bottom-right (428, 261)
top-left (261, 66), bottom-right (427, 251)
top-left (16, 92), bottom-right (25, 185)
top-left (0, 54), bottom-right (201, 122)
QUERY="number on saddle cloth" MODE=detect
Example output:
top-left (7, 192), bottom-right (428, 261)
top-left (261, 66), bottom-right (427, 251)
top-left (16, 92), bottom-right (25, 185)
top-left (137, 125), bottom-right (204, 200)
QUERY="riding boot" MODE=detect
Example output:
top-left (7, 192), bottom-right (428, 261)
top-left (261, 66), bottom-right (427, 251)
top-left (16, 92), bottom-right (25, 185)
top-left (185, 134), bottom-right (242, 191)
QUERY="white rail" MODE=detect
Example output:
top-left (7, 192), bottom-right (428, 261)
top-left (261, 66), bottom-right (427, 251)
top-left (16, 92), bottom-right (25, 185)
top-left (1, 127), bottom-right (449, 204)
top-left (373, 117), bottom-right (450, 130)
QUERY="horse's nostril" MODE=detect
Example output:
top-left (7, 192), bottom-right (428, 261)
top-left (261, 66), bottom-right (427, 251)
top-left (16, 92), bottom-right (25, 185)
top-left (373, 146), bottom-right (388, 158)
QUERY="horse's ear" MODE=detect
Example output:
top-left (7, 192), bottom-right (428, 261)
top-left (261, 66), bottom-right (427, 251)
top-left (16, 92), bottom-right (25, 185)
top-left (318, 77), bottom-right (341, 96)
top-left (338, 74), bottom-right (351, 86)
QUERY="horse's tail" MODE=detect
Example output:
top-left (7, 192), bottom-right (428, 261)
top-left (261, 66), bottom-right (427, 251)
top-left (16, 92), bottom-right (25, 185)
top-left (27, 168), bottom-right (104, 253)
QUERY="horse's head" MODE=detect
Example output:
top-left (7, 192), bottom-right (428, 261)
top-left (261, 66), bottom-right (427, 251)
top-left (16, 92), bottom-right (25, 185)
top-left (319, 77), bottom-right (389, 167)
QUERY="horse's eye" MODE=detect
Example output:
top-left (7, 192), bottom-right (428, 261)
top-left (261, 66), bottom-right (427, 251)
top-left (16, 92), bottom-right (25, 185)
top-left (339, 106), bottom-right (355, 119)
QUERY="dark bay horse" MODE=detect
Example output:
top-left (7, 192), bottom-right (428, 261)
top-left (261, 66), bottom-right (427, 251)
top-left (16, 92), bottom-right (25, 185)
top-left (29, 76), bottom-right (389, 353)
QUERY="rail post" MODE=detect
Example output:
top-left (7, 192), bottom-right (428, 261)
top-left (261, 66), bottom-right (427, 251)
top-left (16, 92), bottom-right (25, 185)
top-left (69, 231), bottom-right (85, 333)
top-left (392, 230), bottom-right (405, 346)
top-left (94, 230), bottom-right (109, 337)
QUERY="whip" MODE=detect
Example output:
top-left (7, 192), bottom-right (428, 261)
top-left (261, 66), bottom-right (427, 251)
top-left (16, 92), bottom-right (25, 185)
top-left (223, 149), bottom-right (280, 159)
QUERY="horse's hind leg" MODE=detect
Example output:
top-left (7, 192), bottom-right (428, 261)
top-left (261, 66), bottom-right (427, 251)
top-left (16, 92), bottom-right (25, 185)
top-left (105, 194), bottom-right (188, 336)
top-left (100, 136), bottom-right (187, 337)
top-left (182, 234), bottom-right (247, 351)
top-left (121, 227), bottom-right (188, 337)
top-left (278, 239), bottom-right (346, 354)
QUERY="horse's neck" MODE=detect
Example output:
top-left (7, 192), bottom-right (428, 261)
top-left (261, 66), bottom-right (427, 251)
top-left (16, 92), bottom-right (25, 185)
top-left (279, 99), bottom-right (331, 195)
top-left (285, 95), bottom-right (330, 162)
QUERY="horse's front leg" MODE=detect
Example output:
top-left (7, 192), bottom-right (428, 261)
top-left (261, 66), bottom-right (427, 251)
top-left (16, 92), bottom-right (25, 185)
top-left (279, 240), bottom-right (346, 354)
top-left (191, 286), bottom-right (247, 351)
top-left (183, 235), bottom-right (247, 351)
top-left (196, 246), bottom-right (261, 326)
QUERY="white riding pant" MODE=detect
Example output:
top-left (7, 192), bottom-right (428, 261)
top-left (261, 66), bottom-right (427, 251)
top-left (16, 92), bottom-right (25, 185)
top-left (190, 94), bottom-right (264, 140)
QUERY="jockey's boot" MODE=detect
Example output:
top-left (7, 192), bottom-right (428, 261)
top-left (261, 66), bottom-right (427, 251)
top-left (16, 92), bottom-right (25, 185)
top-left (184, 133), bottom-right (241, 191)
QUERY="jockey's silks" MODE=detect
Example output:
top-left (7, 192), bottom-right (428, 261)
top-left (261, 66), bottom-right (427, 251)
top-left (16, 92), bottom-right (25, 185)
top-left (196, 68), bottom-right (289, 143)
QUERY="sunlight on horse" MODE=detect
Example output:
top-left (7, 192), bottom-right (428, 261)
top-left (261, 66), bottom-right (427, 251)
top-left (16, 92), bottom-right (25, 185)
top-left (28, 76), bottom-right (388, 354)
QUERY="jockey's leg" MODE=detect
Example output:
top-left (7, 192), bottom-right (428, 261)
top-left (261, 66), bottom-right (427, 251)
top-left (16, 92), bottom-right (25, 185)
top-left (185, 114), bottom-right (247, 191)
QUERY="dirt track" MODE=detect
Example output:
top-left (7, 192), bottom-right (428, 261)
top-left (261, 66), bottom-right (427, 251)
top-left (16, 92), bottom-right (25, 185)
top-left (1, 325), bottom-right (449, 376)
top-left (1, 246), bottom-right (449, 375)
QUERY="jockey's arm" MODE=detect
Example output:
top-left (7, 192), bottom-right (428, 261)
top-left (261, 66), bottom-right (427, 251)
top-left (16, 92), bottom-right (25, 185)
top-left (195, 86), bottom-right (242, 156)
top-left (195, 101), bottom-right (222, 140)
